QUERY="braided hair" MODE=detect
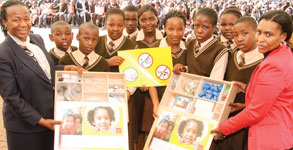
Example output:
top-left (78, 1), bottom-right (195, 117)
top-left (0, 0), bottom-right (29, 36)
top-left (193, 7), bottom-right (218, 26)
top-left (163, 10), bottom-right (186, 27)
top-left (220, 6), bottom-right (242, 19)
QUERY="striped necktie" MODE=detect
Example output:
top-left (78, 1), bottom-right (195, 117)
top-left (82, 56), bottom-right (89, 68)
top-left (225, 40), bottom-right (233, 49)
top-left (239, 53), bottom-right (245, 67)
top-left (108, 41), bottom-right (115, 52)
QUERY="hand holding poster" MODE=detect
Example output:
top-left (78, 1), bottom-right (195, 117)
top-left (144, 73), bottom-right (238, 150)
top-left (118, 47), bottom-right (173, 87)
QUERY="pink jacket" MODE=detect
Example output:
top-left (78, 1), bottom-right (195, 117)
top-left (219, 44), bottom-right (293, 150)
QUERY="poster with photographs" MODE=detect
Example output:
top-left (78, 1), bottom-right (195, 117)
top-left (145, 73), bottom-right (238, 150)
top-left (147, 109), bottom-right (215, 150)
top-left (54, 71), bottom-right (128, 150)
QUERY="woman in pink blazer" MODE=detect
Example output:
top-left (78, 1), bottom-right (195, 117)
top-left (211, 10), bottom-right (293, 150)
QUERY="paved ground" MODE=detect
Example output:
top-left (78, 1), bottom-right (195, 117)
top-left (0, 97), bottom-right (7, 150)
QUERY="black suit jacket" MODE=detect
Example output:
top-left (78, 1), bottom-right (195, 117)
top-left (0, 34), bottom-right (58, 133)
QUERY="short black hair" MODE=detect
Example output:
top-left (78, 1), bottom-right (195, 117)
top-left (106, 8), bottom-right (125, 21)
top-left (138, 4), bottom-right (158, 19)
top-left (178, 119), bottom-right (204, 138)
top-left (0, 0), bottom-right (28, 36)
top-left (51, 21), bottom-right (71, 33)
top-left (78, 22), bottom-right (99, 35)
top-left (235, 16), bottom-right (257, 30)
top-left (163, 10), bottom-right (186, 26)
top-left (193, 7), bottom-right (218, 26)
top-left (123, 5), bottom-right (139, 13)
top-left (220, 6), bottom-right (242, 19)
top-left (259, 10), bottom-right (293, 41)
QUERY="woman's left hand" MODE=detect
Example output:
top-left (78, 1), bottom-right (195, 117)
top-left (64, 65), bottom-right (87, 74)
top-left (210, 127), bottom-right (225, 140)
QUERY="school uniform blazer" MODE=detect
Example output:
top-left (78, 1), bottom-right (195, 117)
top-left (219, 44), bottom-right (293, 149)
top-left (0, 34), bottom-right (60, 133)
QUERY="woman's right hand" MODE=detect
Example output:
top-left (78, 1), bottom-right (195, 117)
top-left (173, 63), bottom-right (186, 75)
top-left (38, 118), bottom-right (62, 131)
top-left (232, 81), bottom-right (247, 93)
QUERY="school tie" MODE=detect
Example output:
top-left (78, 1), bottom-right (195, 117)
top-left (239, 53), bottom-right (245, 67)
top-left (194, 42), bottom-right (201, 54)
top-left (126, 35), bottom-right (131, 39)
top-left (82, 56), bottom-right (89, 68)
top-left (108, 41), bottom-right (115, 53)
top-left (225, 40), bottom-right (233, 49)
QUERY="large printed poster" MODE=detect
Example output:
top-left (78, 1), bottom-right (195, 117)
top-left (54, 71), bottom-right (128, 150)
top-left (144, 73), bottom-right (238, 150)
top-left (146, 108), bottom-right (215, 150)
top-left (118, 47), bottom-right (173, 87)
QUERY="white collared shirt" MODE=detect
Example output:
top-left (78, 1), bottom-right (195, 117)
top-left (236, 47), bottom-right (264, 66)
top-left (123, 29), bottom-right (139, 38)
top-left (159, 37), bottom-right (186, 50)
top-left (9, 33), bottom-right (52, 80)
top-left (198, 36), bottom-right (214, 49)
top-left (136, 28), bottom-right (163, 41)
top-left (53, 47), bottom-right (73, 58)
top-left (106, 34), bottom-right (125, 49)
top-left (72, 49), bottom-right (99, 67)
top-left (220, 35), bottom-right (236, 50)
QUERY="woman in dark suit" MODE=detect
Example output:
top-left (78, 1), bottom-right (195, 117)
top-left (0, 1), bottom-right (84, 150)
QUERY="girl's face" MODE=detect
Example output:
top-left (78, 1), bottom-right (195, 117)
top-left (256, 19), bottom-right (286, 54)
top-left (181, 121), bottom-right (198, 145)
top-left (157, 122), bottom-right (168, 134)
top-left (94, 108), bottom-right (111, 131)
top-left (3, 5), bottom-right (31, 42)
top-left (220, 14), bottom-right (238, 40)
top-left (139, 10), bottom-right (158, 34)
top-left (164, 17), bottom-right (185, 46)
top-left (193, 15), bottom-right (216, 43)
top-left (63, 116), bottom-right (74, 129)
top-left (233, 22), bottom-right (256, 53)
top-left (106, 14), bottom-right (125, 40)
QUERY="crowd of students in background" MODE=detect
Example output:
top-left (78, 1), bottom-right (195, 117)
top-left (0, 0), bottom-right (292, 29)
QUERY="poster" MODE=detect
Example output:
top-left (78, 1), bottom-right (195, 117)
top-left (144, 73), bottom-right (238, 150)
top-left (118, 47), bottom-right (173, 87)
top-left (147, 108), bottom-right (215, 150)
top-left (54, 71), bottom-right (129, 150)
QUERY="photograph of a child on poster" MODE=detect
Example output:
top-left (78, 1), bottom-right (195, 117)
top-left (83, 103), bottom-right (124, 135)
top-left (60, 109), bottom-right (82, 135)
top-left (149, 110), bottom-right (214, 150)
